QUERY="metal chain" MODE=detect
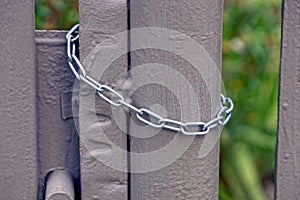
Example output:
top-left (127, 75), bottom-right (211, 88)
top-left (66, 24), bottom-right (234, 136)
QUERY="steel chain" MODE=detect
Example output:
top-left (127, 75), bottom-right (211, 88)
top-left (66, 24), bottom-right (234, 136)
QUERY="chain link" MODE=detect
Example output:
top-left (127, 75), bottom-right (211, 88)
top-left (66, 24), bottom-right (234, 136)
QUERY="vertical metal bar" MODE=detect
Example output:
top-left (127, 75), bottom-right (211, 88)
top-left (129, 0), bottom-right (223, 199)
top-left (276, 0), bottom-right (300, 199)
top-left (78, 0), bottom-right (129, 199)
top-left (0, 0), bottom-right (38, 199)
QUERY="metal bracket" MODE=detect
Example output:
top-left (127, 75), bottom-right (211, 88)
top-left (60, 91), bottom-right (79, 120)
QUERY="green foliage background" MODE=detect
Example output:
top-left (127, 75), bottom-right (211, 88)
top-left (35, 0), bottom-right (78, 29)
top-left (35, 0), bottom-right (281, 199)
top-left (221, 0), bottom-right (280, 199)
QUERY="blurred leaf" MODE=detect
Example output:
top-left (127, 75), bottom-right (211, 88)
top-left (221, 0), bottom-right (280, 199)
top-left (232, 144), bottom-right (268, 200)
top-left (35, 0), bottom-right (78, 30)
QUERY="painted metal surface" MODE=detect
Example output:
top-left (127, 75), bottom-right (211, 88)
top-left (45, 170), bottom-right (75, 200)
top-left (0, 0), bottom-right (38, 199)
top-left (78, 0), bottom-right (129, 199)
top-left (35, 31), bottom-right (80, 199)
top-left (0, 0), bottom-right (226, 199)
top-left (129, 0), bottom-right (223, 199)
top-left (276, 0), bottom-right (300, 199)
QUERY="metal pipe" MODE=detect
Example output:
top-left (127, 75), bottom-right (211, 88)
top-left (45, 169), bottom-right (75, 200)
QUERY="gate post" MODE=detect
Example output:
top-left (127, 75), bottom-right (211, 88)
top-left (0, 0), bottom-right (38, 199)
top-left (77, 0), bottom-right (223, 199)
top-left (78, 0), bottom-right (129, 199)
top-left (276, 0), bottom-right (300, 199)
top-left (129, 0), bottom-right (223, 199)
